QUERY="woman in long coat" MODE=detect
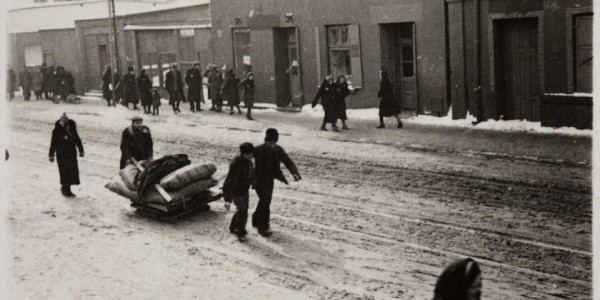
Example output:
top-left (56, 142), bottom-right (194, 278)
top-left (238, 72), bottom-right (255, 120)
top-left (123, 66), bottom-right (139, 109)
top-left (102, 65), bottom-right (113, 106)
top-left (222, 69), bottom-right (241, 115)
top-left (377, 70), bottom-right (403, 129)
top-left (49, 113), bottom-right (84, 197)
top-left (333, 75), bottom-right (350, 130)
top-left (311, 75), bottom-right (339, 131)
top-left (31, 68), bottom-right (43, 100)
top-left (137, 69), bottom-right (153, 114)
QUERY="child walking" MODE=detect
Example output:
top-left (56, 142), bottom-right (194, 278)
top-left (151, 88), bottom-right (161, 115)
top-left (223, 142), bottom-right (255, 242)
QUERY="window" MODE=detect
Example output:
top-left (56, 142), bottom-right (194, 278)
top-left (326, 25), bottom-right (362, 88)
top-left (233, 28), bottom-right (251, 77)
top-left (574, 14), bottom-right (593, 93)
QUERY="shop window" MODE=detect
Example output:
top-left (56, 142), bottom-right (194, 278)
top-left (327, 25), bottom-right (362, 88)
top-left (574, 14), bottom-right (593, 93)
top-left (233, 28), bottom-right (251, 77)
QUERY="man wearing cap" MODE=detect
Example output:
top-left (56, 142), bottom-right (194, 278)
top-left (165, 64), bottom-right (185, 114)
top-left (223, 142), bottom-right (255, 241)
top-left (207, 64), bottom-right (223, 112)
top-left (49, 113), bottom-right (84, 197)
top-left (123, 66), bottom-right (139, 109)
top-left (119, 116), bottom-right (153, 169)
top-left (252, 128), bottom-right (302, 236)
top-left (185, 61), bottom-right (204, 112)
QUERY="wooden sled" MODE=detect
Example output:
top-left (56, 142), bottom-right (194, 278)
top-left (130, 158), bottom-right (223, 222)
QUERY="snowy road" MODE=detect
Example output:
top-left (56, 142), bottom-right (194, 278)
top-left (5, 99), bottom-right (591, 299)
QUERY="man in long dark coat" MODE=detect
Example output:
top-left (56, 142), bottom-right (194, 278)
top-left (7, 65), bottom-right (16, 101)
top-left (252, 128), bottom-right (302, 237)
top-left (45, 66), bottom-right (56, 101)
top-left (54, 66), bottom-right (67, 102)
top-left (185, 61), bottom-right (204, 112)
top-left (40, 63), bottom-right (48, 99)
top-left (19, 65), bottom-right (32, 101)
top-left (207, 65), bottom-right (223, 112)
top-left (120, 116), bottom-right (153, 169)
top-left (102, 65), bottom-right (113, 106)
top-left (123, 66), bottom-right (139, 110)
top-left (49, 113), bottom-right (84, 197)
top-left (312, 75), bottom-right (339, 131)
top-left (137, 69), bottom-right (153, 114)
top-left (165, 64), bottom-right (185, 113)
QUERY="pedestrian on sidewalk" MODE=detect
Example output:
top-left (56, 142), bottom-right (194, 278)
top-left (137, 69), bottom-right (153, 114)
top-left (123, 66), bottom-right (139, 110)
top-left (207, 64), bottom-right (224, 112)
top-left (377, 70), bottom-right (403, 129)
top-left (54, 66), bottom-right (67, 102)
top-left (101, 65), bottom-right (113, 106)
top-left (19, 65), bottom-right (32, 101)
top-left (312, 75), bottom-right (339, 131)
top-left (31, 67), bottom-right (43, 100)
top-left (185, 61), bottom-right (204, 112)
top-left (252, 128), bottom-right (302, 237)
top-left (7, 65), bottom-right (16, 101)
top-left (222, 69), bottom-right (241, 115)
top-left (119, 116), bottom-right (153, 169)
top-left (433, 258), bottom-right (482, 300)
top-left (49, 113), bottom-right (84, 197)
top-left (223, 142), bottom-right (255, 242)
top-left (165, 64), bottom-right (185, 114)
top-left (333, 75), bottom-right (351, 130)
top-left (238, 72), bottom-right (255, 120)
top-left (45, 66), bottom-right (57, 101)
top-left (151, 88), bottom-right (161, 115)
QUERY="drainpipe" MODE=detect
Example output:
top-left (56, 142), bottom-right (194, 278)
top-left (473, 0), bottom-right (482, 125)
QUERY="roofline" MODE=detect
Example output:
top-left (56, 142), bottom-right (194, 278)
top-left (8, 0), bottom-right (170, 13)
top-left (74, 1), bottom-right (209, 22)
top-left (124, 24), bottom-right (212, 30)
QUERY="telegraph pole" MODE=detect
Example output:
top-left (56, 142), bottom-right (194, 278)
top-left (108, 0), bottom-right (120, 106)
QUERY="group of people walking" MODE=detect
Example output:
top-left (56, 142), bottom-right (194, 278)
top-left (7, 64), bottom-right (75, 102)
top-left (101, 63), bottom-right (256, 120)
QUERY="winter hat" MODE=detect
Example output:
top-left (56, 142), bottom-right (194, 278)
top-left (59, 113), bottom-right (68, 122)
top-left (264, 128), bottom-right (279, 142)
top-left (193, 61), bottom-right (201, 66)
top-left (239, 142), bottom-right (255, 155)
top-left (131, 116), bottom-right (143, 122)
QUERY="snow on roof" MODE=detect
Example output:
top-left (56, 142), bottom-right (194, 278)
top-left (124, 23), bottom-right (211, 30)
top-left (76, 0), bottom-right (210, 21)
top-left (7, 0), bottom-right (179, 33)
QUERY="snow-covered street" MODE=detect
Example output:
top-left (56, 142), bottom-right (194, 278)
top-left (4, 97), bottom-right (592, 299)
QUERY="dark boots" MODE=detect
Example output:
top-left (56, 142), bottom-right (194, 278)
top-left (61, 185), bottom-right (76, 197)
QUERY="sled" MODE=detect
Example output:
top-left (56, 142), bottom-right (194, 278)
top-left (129, 158), bottom-right (223, 222)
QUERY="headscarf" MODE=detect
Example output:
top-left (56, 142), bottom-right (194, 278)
top-left (433, 258), bottom-right (482, 300)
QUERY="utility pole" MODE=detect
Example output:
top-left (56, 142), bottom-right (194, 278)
top-left (108, 0), bottom-right (120, 106)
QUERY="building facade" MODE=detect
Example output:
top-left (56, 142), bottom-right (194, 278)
top-left (210, 0), bottom-right (593, 128)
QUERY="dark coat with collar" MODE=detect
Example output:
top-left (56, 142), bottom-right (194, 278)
top-left (254, 142), bottom-right (299, 186)
top-left (119, 125), bottom-right (153, 169)
top-left (49, 119), bottom-right (83, 185)
top-left (223, 156), bottom-right (255, 202)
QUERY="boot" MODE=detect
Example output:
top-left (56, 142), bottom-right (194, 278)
top-left (237, 107), bottom-right (242, 114)
top-left (60, 185), bottom-right (68, 196)
top-left (377, 116), bottom-right (385, 129)
top-left (246, 114), bottom-right (254, 120)
top-left (258, 228), bottom-right (273, 237)
top-left (320, 124), bottom-right (328, 131)
top-left (332, 124), bottom-right (340, 132)
top-left (342, 123), bottom-right (349, 130)
top-left (65, 185), bottom-right (76, 197)
top-left (397, 120), bottom-right (403, 129)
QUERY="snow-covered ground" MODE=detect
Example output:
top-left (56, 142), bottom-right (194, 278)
top-left (2, 96), bottom-right (592, 299)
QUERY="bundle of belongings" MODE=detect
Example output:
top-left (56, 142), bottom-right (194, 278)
top-left (105, 154), bottom-right (222, 213)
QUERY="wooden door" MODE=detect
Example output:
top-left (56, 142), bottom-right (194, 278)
top-left (397, 24), bottom-right (418, 111)
top-left (498, 19), bottom-right (540, 121)
top-left (287, 28), bottom-right (303, 107)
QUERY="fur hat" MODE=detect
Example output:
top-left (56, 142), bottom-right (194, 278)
top-left (264, 128), bottom-right (279, 142)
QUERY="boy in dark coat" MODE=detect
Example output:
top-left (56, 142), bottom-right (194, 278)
top-left (312, 75), bottom-right (339, 132)
top-left (151, 88), bottom-right (161, 115)
top-left (185, 61), bottom-right (204, 112)
top-left (207, 65), bottom-right (223, 112)
top-left (165, 64), bottom-right (185, 114)
top-left (238, 72), bottom-right (255, 120)
top-left (252, 129), bottom-right (302, 236)
top-left (119, 116), bottom-right (153, 169)
top-left (223, 142), bottom-right (255, 241)
top-left (49, 113), bottom-right (84, 197)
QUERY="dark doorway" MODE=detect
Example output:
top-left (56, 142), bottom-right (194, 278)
top-left (273, 27), bottom-right (303, 107)
top-left (380, 23), bottom-right (418, 111)
top-left (494, 18), bottom-right (540, 121)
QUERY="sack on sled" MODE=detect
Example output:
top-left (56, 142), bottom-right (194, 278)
top-left (159, 163), bottom-right (217, 191)
top-left (119, 164), bottom-right (140, 191)
top-left (105, 175), bottom-right (138, 202)
top-left (146, 177), bottom-right (218, 204)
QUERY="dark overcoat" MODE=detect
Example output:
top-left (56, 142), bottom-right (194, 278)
top-left (254, 142), bottom-right (299, 186)
top-left (333, 82), bottom-right (350, 121)
top-left (378, 80), bottom-right (401, 117)
top-left (221, 73), bottom-right (240, 106)
top-left (120, 125), bottom-right (153, 169)
top-left (49, 119), bottom-right (83, 185)
top-left (223, 156), bottom-right (254, 202)
top-left (185, 68), bottom-right (204, 103)
top-left (207, 70), bottom-right (223, 104)
top-left (137, 73), bottom-right (152, 106)
top-left (46, 70), bottom-right (57, 93)
top-left (123, 73), bottom-right (139, 104)
top-left (312, 80), bottom-right (337, 123)
top-left (165, 70), bottom-right (185, 104)
top-left (102, 69), bottom-right (113, 101)
top-left (238, 78), bottom-right (255, 108)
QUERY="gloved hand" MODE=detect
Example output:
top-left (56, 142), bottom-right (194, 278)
top-left (293, 174), bottom-right (302, 181)
top-left (311, 103), bottom-right (316, 108)
top-left (79, 151), bottom-right (84, 158)
top-left (49, 156), bottom-right (54, 163)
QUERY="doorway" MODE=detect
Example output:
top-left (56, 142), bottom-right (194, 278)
top-left (273, 27), bottom-right (303, 107)
top-left (494, 18), bottom-right (540, 121)
top-left (380, 23), bottom-right (418, 111)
